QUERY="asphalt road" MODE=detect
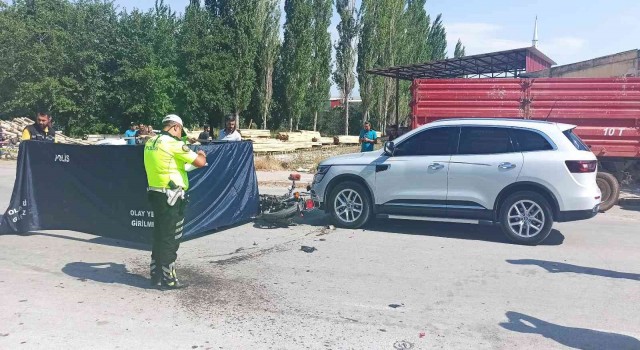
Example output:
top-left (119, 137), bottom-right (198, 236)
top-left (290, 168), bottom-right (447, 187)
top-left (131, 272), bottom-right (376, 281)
top-left (0, 162), bottom-right (638, 349)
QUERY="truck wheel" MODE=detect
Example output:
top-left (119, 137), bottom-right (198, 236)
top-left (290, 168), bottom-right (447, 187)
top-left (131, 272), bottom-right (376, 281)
top-left (328, 181), bottom-right (372, 229)
top-left (499, 191), bottom-right (554, 245)
top-left (596, 172), bottom-right (619, 211)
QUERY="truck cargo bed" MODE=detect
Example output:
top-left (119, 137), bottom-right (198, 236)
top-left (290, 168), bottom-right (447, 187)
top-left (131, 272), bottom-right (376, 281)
top-left (411, 77), bottom-right (640, 159)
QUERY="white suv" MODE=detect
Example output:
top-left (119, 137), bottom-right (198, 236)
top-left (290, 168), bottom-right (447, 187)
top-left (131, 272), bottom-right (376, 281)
top-left (311, 119), bottom-right (601, 245)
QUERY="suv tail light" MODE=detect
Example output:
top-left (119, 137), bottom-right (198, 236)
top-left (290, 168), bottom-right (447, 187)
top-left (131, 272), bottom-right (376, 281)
top-left (565, 160), bottom-right (597, 173)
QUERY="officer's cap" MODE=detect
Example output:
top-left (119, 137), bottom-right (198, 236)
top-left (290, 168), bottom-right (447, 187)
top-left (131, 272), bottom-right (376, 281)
top-left (163, 114), bottom-right (183, 126)
top-left (162, 114), bottom-right (187, 137)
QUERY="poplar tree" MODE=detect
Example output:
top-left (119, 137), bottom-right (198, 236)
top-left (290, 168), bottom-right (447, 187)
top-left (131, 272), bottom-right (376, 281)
top-left (254, 0), bottom-right (281, 129)
top-left (281, 0), bottom-right (314, 131)
top-left (454, 39), bottom-right (466, 58)
top-left (307, 0), bottom-right (332, 131)
top-left (333, 0), bottom-right (358, 134)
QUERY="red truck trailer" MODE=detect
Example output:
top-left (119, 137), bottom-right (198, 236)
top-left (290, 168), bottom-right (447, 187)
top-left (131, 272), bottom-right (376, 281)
top-left (410, 77), bottom-right (640, 210)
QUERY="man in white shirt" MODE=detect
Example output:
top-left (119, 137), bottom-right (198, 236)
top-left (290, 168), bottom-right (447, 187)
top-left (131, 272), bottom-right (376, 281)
top-left (218, 115), bottom-right (242, 141)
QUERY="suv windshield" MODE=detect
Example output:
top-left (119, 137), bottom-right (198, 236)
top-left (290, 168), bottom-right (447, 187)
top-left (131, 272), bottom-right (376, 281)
top-left (563, 129), bottom-right (590, 151)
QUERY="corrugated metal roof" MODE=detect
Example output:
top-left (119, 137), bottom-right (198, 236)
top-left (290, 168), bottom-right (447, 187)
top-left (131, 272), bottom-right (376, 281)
top-left (366, 46), bottom-right (556, 80)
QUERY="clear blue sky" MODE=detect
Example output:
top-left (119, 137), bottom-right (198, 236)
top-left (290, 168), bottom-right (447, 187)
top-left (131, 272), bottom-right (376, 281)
top-left (114, 0), bottom-right (640, 97)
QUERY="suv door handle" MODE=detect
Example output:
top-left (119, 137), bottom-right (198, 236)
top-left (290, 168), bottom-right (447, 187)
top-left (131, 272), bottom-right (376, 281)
top-left (498, 162), bottom-right (516, 169)
top-left (428, 163), bottom-right (445, 170)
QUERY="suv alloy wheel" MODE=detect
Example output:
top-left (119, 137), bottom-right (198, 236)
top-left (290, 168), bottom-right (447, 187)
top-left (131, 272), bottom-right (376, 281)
top-left (499, 191), bottom-right (554, 245)
top-left (328, 181), bottom-right (372, 229)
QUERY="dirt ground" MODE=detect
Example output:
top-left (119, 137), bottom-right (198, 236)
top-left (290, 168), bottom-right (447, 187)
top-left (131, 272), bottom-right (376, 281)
top-left (253, 145), bottom-right (362, 172)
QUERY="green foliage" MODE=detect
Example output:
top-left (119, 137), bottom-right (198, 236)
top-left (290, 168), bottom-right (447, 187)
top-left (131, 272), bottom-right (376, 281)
top-left (306, 0), bottom-right (332, 131)
top-left (319, 104), bottom-right (363, 136)
top-left (207, 0), bottom-right (262, 121)
top-left (454, 38), bottom-right (466, 58)
top-left (402, 0), bottom-right (431, 64)
top-left (356, 0), bottom-right (380, 123)
top-left (333, 0), bottom-right (358, 134)
top-left (356, 1), bottom-right (451, 133)
top-left (0, 0), bottom-right (460, 137)
top-left (252, 0), bottom-right (281, 130)
top-left (281, 0), bottom-right (314, 131)
top-left (428, 13), bottom-right (447, 61)
top-left (177, 3), bottom-right (233, 129)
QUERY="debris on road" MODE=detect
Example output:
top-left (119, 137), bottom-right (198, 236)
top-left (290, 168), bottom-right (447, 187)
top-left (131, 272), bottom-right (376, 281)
top-left (300, 246), bottom-right (317, 253)
top-left (388, 303), bottom-right (404, 309)
top-left (419, 332), bottom-right (426, 338)
top-left (393, 340), bottom-right (414, 349)
top-left (340, 316), bottom-right (359, 323)
top-left (316, 225), bottom-right (335, 237)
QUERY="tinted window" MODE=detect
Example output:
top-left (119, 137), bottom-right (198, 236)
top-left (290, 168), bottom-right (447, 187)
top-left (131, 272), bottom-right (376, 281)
top-left (458, 127), bottom-right (514, 155)
top-left (563, 129), bottom-right (590, 151)
top-left (395, 127), bottom-right (458, 156)
top-left (511, 129), bottom-right (554, 151)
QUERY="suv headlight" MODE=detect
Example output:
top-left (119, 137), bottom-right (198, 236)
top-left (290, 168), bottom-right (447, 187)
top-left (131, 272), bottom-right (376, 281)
top-left (313, 165), bottom-right (331, 184)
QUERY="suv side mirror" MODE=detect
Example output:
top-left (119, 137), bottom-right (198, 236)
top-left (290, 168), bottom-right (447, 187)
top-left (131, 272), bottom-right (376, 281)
top-left (384, 141), bottom-right (395, 156)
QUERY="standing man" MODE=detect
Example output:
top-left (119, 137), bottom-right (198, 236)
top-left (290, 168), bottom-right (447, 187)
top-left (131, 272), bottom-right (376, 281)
top-left (359, 121), bottom-right (377, 152)
top-left (386, 124), bottom-right (399, 142)
top-left (124, 123), bottom-right (138, 145)
top-left (198, 124), bottom-right (211, 145)
top-left (136, 122), bottom-right (151, 144)
top-left (22, 111), bottom-right (56, 143)
top-left (218, 115), bottom-right (242, 141)
top-left (144, 114), bottom-right (206, 289)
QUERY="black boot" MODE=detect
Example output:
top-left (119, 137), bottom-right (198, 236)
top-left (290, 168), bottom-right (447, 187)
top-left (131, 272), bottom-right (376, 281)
top-left (150, 259), bottom-right (161, 287)
top-left (160, 262), bottom-right (187, 290)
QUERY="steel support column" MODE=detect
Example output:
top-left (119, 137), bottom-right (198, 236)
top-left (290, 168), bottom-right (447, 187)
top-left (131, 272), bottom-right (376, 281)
top-left (395, 76), bottom-right (400, 126)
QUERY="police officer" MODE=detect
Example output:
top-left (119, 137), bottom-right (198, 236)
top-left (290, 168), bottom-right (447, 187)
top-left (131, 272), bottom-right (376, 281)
top-left (22, 111), bottom-right (56, 142)
top-left (144, 114), bottom-right (206, 289)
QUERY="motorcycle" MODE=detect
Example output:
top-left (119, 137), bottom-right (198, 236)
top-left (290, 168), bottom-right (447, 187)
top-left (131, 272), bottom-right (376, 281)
top-left (258, 173), bottom-right (315, 226)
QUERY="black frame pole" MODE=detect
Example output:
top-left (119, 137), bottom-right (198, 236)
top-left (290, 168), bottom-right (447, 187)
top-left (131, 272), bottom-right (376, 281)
top-left (395, 76), bottom-right (400, 126)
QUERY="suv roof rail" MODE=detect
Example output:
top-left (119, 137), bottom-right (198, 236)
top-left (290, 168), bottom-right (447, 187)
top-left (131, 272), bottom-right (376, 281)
top-left (430, 118), bottom-right (554, 124)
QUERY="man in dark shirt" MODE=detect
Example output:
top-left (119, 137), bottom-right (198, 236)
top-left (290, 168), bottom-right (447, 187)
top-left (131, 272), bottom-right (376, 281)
top-left (136, 123), bottom-right (150, 144)
top-left (22, 111), bottom-right (56, 143)
top-left (386, 124), bottom-right (398, 142)
top-left (198, 124), bottom-right (211, 145)
top-left (136, 123), bottom-right (149, 136)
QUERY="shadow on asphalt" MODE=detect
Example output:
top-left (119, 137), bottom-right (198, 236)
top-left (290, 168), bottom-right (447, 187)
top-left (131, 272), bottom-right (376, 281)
top-left (618, 203), bottom-right (640, 212)
top-left (506, 259), bottom-right (640, 281)
top-left (500, 311), bottom-right (640, 350)
top-left (294, 212), bottom-right (565, 245)
top-left (181, 219), bottom-right (253, 242)
top-left (364, 219), bottom-right (565, 246)
top-left (252, 209), bottom-right (328, 230)
top-left (22, 231), bottom-right (150, 250)
top-left (62, 262), bottom-right (153, 289)
top-left (20, 222), bottom-right (249, 246)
